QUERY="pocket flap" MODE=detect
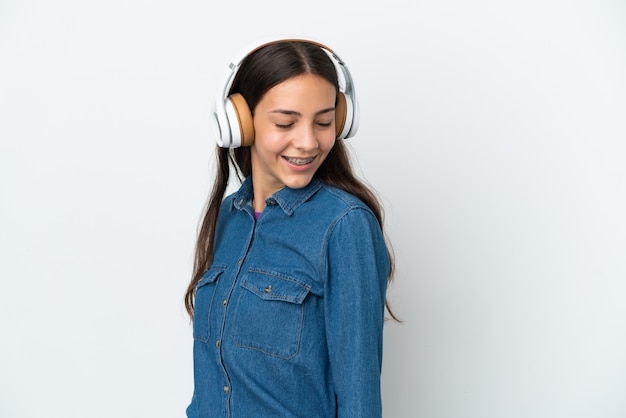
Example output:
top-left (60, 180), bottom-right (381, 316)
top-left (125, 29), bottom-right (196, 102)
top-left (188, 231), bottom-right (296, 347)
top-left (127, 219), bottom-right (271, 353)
top-left (241, 271), bottom-right (310, 304)
top-left (197, 266), bottom-right (226, 289)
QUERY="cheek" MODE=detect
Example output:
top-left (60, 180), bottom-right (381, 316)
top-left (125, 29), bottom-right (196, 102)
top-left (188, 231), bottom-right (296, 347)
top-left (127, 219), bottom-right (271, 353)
top-left (319, 134), bottom-right (337, 153)
top-left (254, 129), bottom-right (289, 154)
top-left (254, 120), bottom-right (282, 147)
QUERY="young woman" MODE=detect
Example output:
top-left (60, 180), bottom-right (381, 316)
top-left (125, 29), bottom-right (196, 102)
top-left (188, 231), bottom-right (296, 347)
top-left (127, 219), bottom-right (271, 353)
top-left (185, 38), bottom-right (396, 417)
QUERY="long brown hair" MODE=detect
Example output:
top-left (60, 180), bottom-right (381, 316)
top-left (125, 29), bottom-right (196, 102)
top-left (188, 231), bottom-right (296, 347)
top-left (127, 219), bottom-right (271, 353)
top-left (185, 41), bottom-right (398, 321)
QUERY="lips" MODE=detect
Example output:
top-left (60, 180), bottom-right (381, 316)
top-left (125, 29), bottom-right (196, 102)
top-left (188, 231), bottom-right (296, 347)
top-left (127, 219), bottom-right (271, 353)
top-left (283, 156), bottom-right (316, 166)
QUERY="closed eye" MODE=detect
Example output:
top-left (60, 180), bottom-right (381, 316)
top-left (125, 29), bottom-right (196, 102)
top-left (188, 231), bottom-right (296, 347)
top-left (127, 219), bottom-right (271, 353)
top-left (276, 123), bottom-right (294, 129)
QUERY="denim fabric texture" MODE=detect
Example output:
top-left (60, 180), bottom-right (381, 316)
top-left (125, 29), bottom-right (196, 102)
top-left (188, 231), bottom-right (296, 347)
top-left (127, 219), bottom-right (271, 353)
top-left (187, 177), bottom-right (389, 418)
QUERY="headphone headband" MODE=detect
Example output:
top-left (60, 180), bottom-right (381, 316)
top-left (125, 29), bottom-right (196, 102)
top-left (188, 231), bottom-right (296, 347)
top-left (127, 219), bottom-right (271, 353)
top-left (211, 37), bottom-right (360, 148)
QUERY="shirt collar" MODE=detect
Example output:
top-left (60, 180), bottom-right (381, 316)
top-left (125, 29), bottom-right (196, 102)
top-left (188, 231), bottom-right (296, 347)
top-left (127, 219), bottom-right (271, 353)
top-left (231, 177), bottom-right (323, 216)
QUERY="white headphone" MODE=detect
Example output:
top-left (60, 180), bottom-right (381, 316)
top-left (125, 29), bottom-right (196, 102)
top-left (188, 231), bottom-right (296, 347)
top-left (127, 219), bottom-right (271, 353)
top-left (210, 38), bottom-right (360, 148)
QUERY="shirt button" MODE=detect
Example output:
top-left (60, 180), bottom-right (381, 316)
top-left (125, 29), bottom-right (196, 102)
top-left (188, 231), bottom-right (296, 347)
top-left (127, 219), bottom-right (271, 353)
top-left (268, 198), bottom-right (276, 205)
top-left (216, 339), bottom-right (221, 348)
top-left (223, 385), bottom-right (229, 393)
top-left (222, 299), bottom-right (228, 306)
top-left (237, 259), bottom-right (243, 266)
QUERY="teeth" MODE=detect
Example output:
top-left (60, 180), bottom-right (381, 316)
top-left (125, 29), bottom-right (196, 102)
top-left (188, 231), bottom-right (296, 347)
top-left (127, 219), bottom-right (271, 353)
top-left (285, 157), bottom-right (314, 166)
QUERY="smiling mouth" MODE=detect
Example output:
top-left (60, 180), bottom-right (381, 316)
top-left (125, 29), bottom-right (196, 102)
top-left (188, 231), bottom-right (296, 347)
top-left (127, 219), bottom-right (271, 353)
top-left (283, 156), bottom-right (316, 166)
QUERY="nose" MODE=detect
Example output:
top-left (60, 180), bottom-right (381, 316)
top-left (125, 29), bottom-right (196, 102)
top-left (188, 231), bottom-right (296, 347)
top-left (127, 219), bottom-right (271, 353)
top-left (292, 123), bottom-right (319, 151)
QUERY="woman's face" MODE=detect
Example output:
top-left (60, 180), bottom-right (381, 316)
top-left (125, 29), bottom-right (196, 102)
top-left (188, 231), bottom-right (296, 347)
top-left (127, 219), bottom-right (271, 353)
top-left (250, 73), bottom-right (337, 198)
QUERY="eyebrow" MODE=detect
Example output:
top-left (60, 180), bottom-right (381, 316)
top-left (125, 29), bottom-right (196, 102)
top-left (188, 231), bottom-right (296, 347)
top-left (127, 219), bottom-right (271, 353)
top-left (270, 107), bottom-right (335, 117)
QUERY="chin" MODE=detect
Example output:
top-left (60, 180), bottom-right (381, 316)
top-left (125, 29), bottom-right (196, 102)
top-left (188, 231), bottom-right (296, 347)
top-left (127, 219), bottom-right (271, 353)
top-left (282, 175), bottom-right (316, 190)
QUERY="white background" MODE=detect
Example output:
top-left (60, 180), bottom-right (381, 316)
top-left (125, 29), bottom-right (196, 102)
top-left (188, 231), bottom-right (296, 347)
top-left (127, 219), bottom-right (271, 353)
top-left (1, 1), bottom-right (625, 417)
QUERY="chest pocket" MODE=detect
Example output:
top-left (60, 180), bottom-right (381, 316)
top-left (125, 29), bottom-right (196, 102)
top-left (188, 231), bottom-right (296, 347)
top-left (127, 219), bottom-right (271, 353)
top-left (193, 266), bottom-right (226, 343)
top-left (232, 270), bottom-right (311, 359)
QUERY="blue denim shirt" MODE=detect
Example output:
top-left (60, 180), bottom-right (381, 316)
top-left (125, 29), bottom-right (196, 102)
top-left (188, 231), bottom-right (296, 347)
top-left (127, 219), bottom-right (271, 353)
top-left (187, 177), bottom-right (389, 417)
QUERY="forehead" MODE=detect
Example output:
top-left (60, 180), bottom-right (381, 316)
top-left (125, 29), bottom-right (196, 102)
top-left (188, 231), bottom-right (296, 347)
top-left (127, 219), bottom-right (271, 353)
top-left (261, 74), bottom-right (336, 107)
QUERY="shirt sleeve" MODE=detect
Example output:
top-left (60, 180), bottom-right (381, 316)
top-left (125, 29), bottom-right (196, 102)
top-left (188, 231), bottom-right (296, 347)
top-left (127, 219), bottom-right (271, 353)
top-left (323, 207), bottom-right (389, 418)
top-left (185, 393), bottom-right (198, 418)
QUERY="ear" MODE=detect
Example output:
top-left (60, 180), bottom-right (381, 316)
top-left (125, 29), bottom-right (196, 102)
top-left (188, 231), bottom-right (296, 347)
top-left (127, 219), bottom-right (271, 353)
top-left (229, 93), bottom-right (255, 147)
top-left (335, 92), bottom-right (347, 139)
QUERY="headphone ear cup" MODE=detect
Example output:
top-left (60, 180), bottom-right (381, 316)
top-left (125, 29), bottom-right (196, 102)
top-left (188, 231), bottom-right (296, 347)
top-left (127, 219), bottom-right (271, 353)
top-left (226, 93), bottom-right (255, 147)
top-left (335, 92), bottom-right (347, 139)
